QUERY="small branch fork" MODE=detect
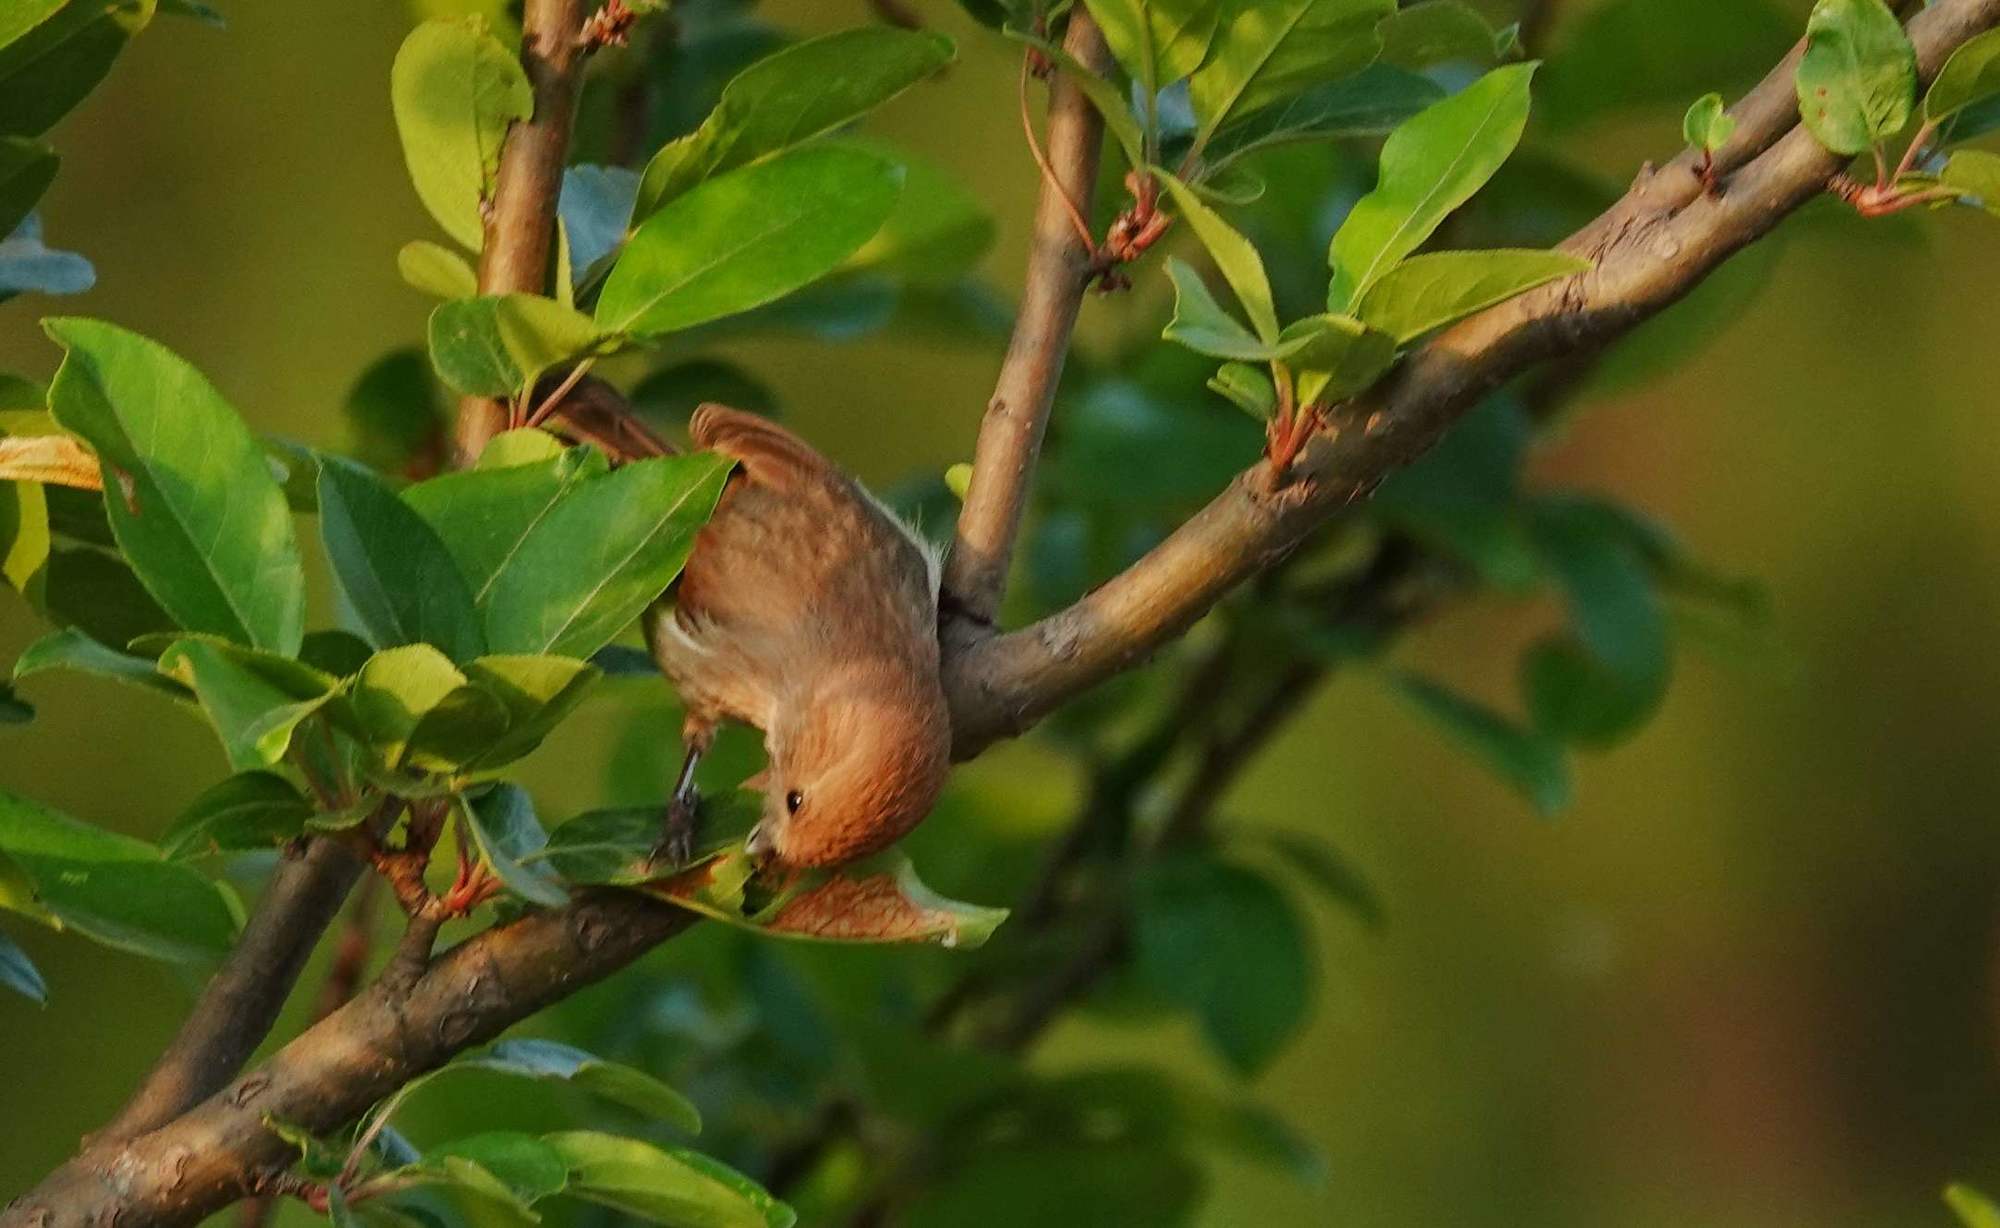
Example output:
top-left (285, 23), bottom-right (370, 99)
top-left (13, 3), bottom-right (2000, 1226)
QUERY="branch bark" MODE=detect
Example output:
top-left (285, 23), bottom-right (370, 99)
top-left (452, 0), bottom-right (592, 464)
top-left (942, 12), bottom-right (1110, 627)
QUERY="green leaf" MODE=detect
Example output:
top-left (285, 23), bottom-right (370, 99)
top-left (1275, 312), bottom-right (1396, 405)
top-left (478, 427), bottom-right (566, 468)
top-left (460, 654), bottom-right (598, 766)
top-left (601, 146), bottom-right (904, 337)
top-left (44, 319), bottom-right (305, 654)
top-left (633, 26), bottom-right (951, 219)
top-left (461, 787), bottom-right (567, 907)
top-left (428, 294), bottom-right (610, 398)
top-left (1328, 61), bottom-right (1537, 311)
top-left (397, 239), bottom-right (478, 299)
top-left (160, 770), bottom-right (314, 860)
top-left (840, 142), bottom-right (996, 286)
top-left (1379, 0), bottom-right (1515, 70)
top-left (1354, 248), bottom-right (1588, 343)
top-left (402, 443), bottom-right (607, 602)
top-left (0, 0), bottom-right (154, 138)
top-left (1160, 256), bottom-right (1273, 359)
top-left (1682, 91), bottom-right (1736, 153)
top-left (904, 1141), bottom-right (1200, 1228)
top-left (1927, 29), bottom-right (2000, 124)
top-left (1948, 1184), bottom-right (2000, 1228)
top-left (14, 626), bottom-right (188, 701)
top-left (158, 639), bottom-right (341, 771)
top-left (539, 806), bottom-right (661, 885)
top-left (390, 16), bottom-right (532, 249)
top-left (0, 928), bottom-right (46, 1004)
top-left (1187, 0), bottom-right (1393, 149)
top-left (1156, 172), bottom-right (1279, 340)
top-left (343, 643), bottom-right (506, 775)
top-left (1794, 0), bottom-right (1915, 158)
top-left (1388, 672), bottom-right (1571, 816)
top-left (158, 0), bottom-right (223, 25)
top-left (1082, 0), bottom-right (1219, 99)
top-left (543, 1130), bottom-right (795, 1228)
top-left (1133, 853), bottom-right (1312, 1074)
top-left (1196, 63), bottom-right (1444, 172)
top-left (470, 1039), bottom-right (701, 1132)
top-left (482, 452), bottom-right (732, 659)
top-left (1206, 360), bottom-right (1277, 419)
top-left (344, 348), bottom-right (446, 477)
top-left (0, 137), bottom-right (56, 241)
top-left (318, 457), bottom-right (485, 661)
top-left (559, 164), bottom-right (639, 289)
top-left (1245, 829), bottom-right (1384, 927)
top-left (1371, 394), bottom-right (1537, 590)
top-left (385, 1133), bottom-right (569, 1210)
top-left (0, 787), bottom-right (238, 962)
top-left (1007, 28), bottom-right (1148, 169)
top-left (1942, 149), bottom-right (2000, 216)
top-left (0, 0), bottom-right (68, 50)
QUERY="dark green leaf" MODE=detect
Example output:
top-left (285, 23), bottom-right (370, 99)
top-left (904, 1141), bottom-right (1201, 1228)
top-left (158, 639), bottom-right (341, 771)
top-left (402, 442), bottom-right (607, 602)
top-left (1379, 1), bottom-right (1515, 70)
top-left (299, 629), bottom-right (375, 678)
top-left (0, 0), bottom-right (153, 138)
top-left (633, 26), bottom-right (951, 219)
top-left (0, 928), bottom-right (46, 1003)
top-left (462, 786), bottom-right (566, 907)
top-left (0, 1), bottom-right (67, 50)
top-left (1328, 61), bottom-right (1537, 310)
top-left (601, 146), bottom-right (904, 337)
top-left (1133, 853), bottom-right (1313, 1074)
top-left (841, 141), bottom-right (996, 286)
top-left (1371, 394), bottom-right (1536, 589)
top-left (558, 163), bottom-right (640, 288)
top-left (473, 1038), bottom-right (701, 1131)
top-left (44, 318), bottom-right (305, 654)
top-left (1196, 64), bottom-right (1444, 172)
top-left (1244, 829), bottom-right (1384, 927)
top-left (482, 453), bottom-right (732, 659)
top-left (390, 16), bottom-right (532, 249)
top-left (0, 787), bottom-right (239, 962)
top-left (540, 806), bottom-right (658, 884)
top-left (344, 349), bottom-right (447, 477)
top-left (158, 0), bottom-right (223, 25)
top-left (160, 770), bottom-right (313, 860)
top-left (1354, 248), bottom-right (1589, 343)
top-left (0, 137), bottom-right (56, 240)
top-left (1160, 256), bottom-right (1272, 359)
top-left (1795, 0), bottom-right (1916, 157)
top-left (1926, 29), bottom-right (2000, 123)
top-left (428, 294), bottom-right (609, 398)
top-left (1388, 672), bottom-right (1572, 816)
top-left (1187, 0), bottom-right (1393, 148)
top-left (543, 1130), bottom-right (795, 1228)
top-left (319, 457), bottom-right (485, 661)
top-left (14, 625), bottom-right (188, 701)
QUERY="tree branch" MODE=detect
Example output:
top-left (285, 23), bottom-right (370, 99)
top-left (453, 0), bottom-right (592, 464)
top-left (942, 11), bottom-right (1111, 627)
top-left (941, 0), bottom-right (2000, 755)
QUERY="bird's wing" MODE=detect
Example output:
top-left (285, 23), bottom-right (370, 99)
top-left (690, 403), bottom-right (836, 495)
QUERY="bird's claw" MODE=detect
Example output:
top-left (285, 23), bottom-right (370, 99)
top-left (649, 790), bottom-right (700, 870)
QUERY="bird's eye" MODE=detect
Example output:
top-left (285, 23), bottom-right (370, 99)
top-left (785, 790), bottom-right (804, 815)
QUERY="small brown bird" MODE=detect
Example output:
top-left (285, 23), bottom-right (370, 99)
top-left (643, 404), bottom-right (953, 869)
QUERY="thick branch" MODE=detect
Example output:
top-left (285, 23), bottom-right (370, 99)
top-left (942, 0), bottom-right (2000, 754)
top-left (453, 0), bottom-right (592, 463)
top-left (942, 12), bottom-right (1110, 626)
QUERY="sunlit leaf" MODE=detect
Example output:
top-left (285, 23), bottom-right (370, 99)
top-left (157, 639), bottom-right (341, 771)
top-left (402, 442), bottom-right (607, 602)
top-left (159, 770), bottom-right (315, 860)
top-left (1682, 91), bottom-right (1736, 153)
top-left (544, 1130), bottom-right (796, 1228)
top-left (0, 0), bottom-right (154, 139)
top-left (397, 239), bottom-right (478, 300)
top-left (1187, 0), bottom-right (1392, 149)
top-left (1794, 0), bottom-right (1915, 157)
top-left (1388, 671), bottom-right (1571, 816)
top-left (391, 16), bottom-right (532, 249)
top-left (1157, 173), bottom-right (1279, 340)
top-left (1354, 248), bottom-right (1588, 343)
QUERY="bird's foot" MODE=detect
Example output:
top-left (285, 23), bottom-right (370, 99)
top-left (649, 789), bottom-right (700, 870)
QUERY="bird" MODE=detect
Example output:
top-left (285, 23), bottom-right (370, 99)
top-left (641, 403), bottom-right (953, 870)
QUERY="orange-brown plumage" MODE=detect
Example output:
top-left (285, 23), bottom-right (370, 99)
top-left (644, 404), bottom-right (951, 868)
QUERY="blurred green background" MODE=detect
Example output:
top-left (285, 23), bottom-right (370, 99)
top-left (6, 1), bottom-right (2000, 1225)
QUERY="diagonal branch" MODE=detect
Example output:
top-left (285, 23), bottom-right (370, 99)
top-left (942, 11), bottom-right (1111, 628)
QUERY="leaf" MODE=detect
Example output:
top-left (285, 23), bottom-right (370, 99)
top-left (428, 294), bottom-right (609, 398)
top-left (558, 164), bottom-right (640, 288)
top-left (0, 787), bottom-right (238, 962)
top-left (14, 626), bottom-right (188, 701)
top-left (1354, 248), bottom-right (1588, 343)
top-left (318, 457), bottom-right (485, 661)
top-left (543, 1130), bottom-right (796, 1228)
top-left (1682, 91), bottom-right (1736, 153)
top-left (1133, 853), bottom-right (1312, 1074)
top-left (1369, 394), bottom-right (1536, 588)
top-left (841, 142), bottom-right (996, 286)
top-left (0, 212), bottom-right (93, 299)
top-left (1537, 0), bottom-right (1793, 131)
top-left (1187, 0), bottom-right (1393, 149)
top-left (1160, 255), bottom-right (1273, 360)
top-left (1926, 29), bottom-right (2000, 124)
top-left (343, 643), bottom-right (505, 774)
top-left (0, 928), bottom-right (46, 1003)
top-left (0, 0), bottom-right (67, 50)
top-left (390, 16), bottom-right (532, 249)
top-left (482, 453), bottom-right (732, 659)
top-left (1007, 28), bottom-right (1148, 169)
top-left (1245, 829), bottom-right (1384, 927)
top-left (633, 26), bottom-right (952, 219)
top-left (601, 146), bottom-right (904, 337)
top-left (1388, 672), bottom-right (1572, 816)
top-left (1196, 63), bottom-right (1444, 172)
top-left (1379, 0), bottom-right (1515, 70)
top-left (1274, 313), bottom-right (1396, 405)
top-left (1794, 0), bottom-right (1915, 158)
top-left (1328, 61), bottom-right (1538, 311)
top-left (0, 432), bottom-right (100, 489)
top-left (461, 787), bottom-right (567, 907)
top-left (1942, 149), bottom-right (2000, 216)
top-left (160, 770), bottom-right (314, 860)
top-left (470, 1039), bottom-right (701, 1131)
top-left (344, 348), bottom-right (446, 476)
top-left (0, 0), bottom-right (154, 138)
top-left (1082, 0), bottom-right (1219, 98)
top-left (158, 0), bottom-right (223, 25)
top-left (25, 545), bottom-right (175, 652)
top-left (402, 443), bottom-right (607, 602)
top-left (397, 239), bottom-right (478, 299)
top-left (1948, 1185), bottom-right (2000, 1228)
top-left (386, 1133), bottom-right (569, 1210)
top-left (1206, 360), bottom-right (1276, 419)
top-left (1156, 173), bottom-right (1279, 340)
top-left (459, 653), bottom-right (598, 766)
top-left (44, 318), bottom-right (306, 654)
top-left (0, 137), bottom-right (56, 241)
top-left (158, 639), bottom-right (341, 771)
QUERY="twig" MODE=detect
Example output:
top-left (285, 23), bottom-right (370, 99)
top-left (942, 10), bottom-right (1112, 628)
